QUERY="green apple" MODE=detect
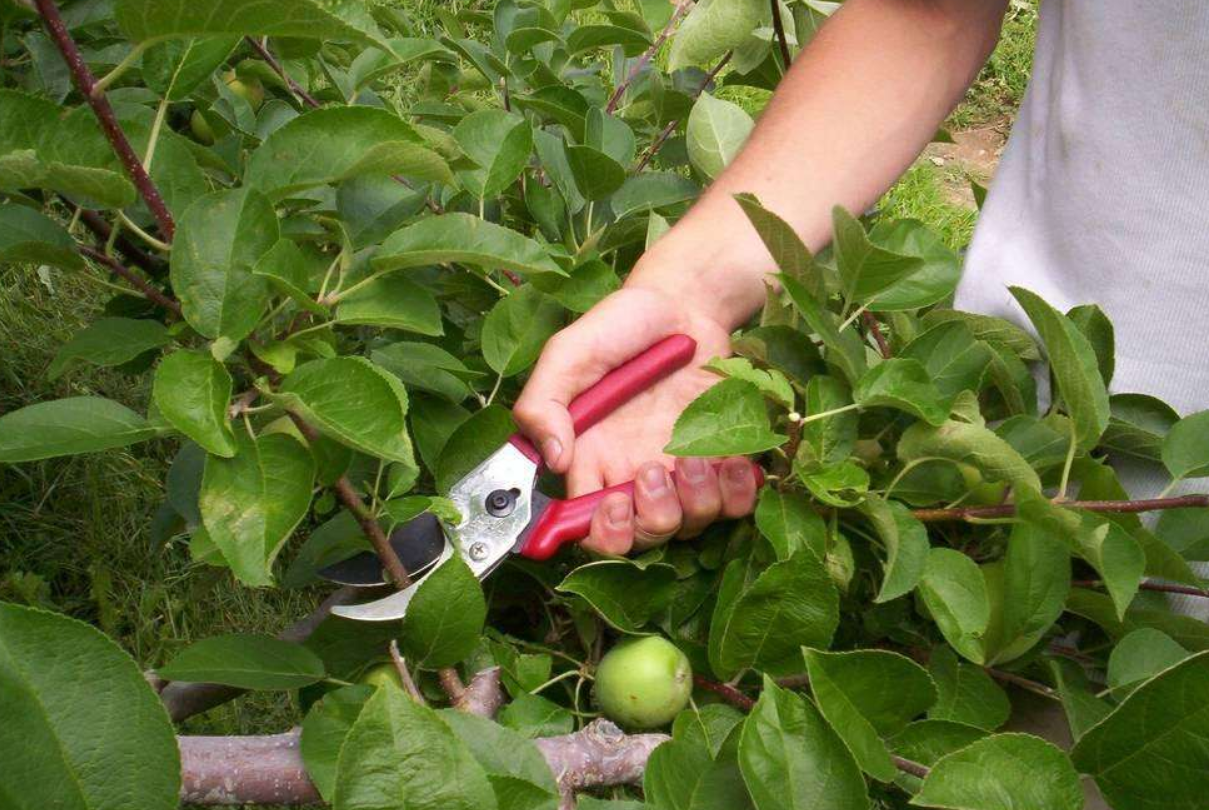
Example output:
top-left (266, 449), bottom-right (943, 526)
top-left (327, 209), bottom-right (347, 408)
top-left (358, 662), bottom-right (403, 690)
top-left (223, 70), bottom-right (265, 110)
top-left (189, 109), bottom-right (214, 145)
top-left (594, 635), bottom-right (692, 729)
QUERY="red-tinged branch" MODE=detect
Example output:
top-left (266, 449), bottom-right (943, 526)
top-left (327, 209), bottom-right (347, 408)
top-left (693, 674), bottom-right (755, 710)
top-left (244, 36), bottom-right (321, 109)
top-left (78, 245), bottom-right (181, 315)
top-left (861, 310), bottom-right (891, 358)
top-left (76, 208), bottom-right (168, 276)
top-left (158, 586), bottom-right (363, 722)
top-left (634, 51), bottom-right (732, 173)
top-left (769, 0), bottom-right (792, 70)
top-left (892, 755), bottom-right (930, 779)
top-left (1073, 578), bottom-right (1209, 599)
top-left (179, 721), bottom-right (669, 806)
top-left (35, 0), bottom-right (175, 241)
top-left (605, 0), bottom-right (694, 113)
top-left (911, 494), bottom-right (1209, 523)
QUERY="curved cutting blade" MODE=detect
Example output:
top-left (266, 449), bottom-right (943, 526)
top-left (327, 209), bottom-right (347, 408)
top-left (318, 513), bottom-right (446, 587)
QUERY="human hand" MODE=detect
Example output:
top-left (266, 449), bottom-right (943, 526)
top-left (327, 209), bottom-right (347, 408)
top-left (513, 285), bottom-right (759, 556)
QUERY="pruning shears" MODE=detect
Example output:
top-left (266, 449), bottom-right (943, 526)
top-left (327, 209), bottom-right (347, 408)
top-left (322, 334), bottom-right (761, 622)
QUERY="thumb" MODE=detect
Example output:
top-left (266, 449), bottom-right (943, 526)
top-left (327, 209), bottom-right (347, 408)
top-left (513, 290), bottom-right (683, 472)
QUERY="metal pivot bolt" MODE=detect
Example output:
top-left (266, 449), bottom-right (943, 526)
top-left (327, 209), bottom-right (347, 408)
top-left (485, 488), bottom-right (517, 517)
top-left (468, 542), bottom-right (489, 561)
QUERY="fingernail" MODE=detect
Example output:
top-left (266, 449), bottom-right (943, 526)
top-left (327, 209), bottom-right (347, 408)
top-left (641, 464), bottom-right (670, 495)
top-left (726, 462), bottom-right (750, 483)
top-left (542, 437), bottom-right (562, 465)
top-left (606, 499), bottom-right (631, 526)
top-left (681, 457), bottom-right (709, 483)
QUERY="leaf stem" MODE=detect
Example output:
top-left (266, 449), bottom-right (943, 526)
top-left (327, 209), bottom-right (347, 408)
top-left (90, 41), bottom-right (148, 97)
top-left (530, 668), bottom-right (585, 695)
top-left (34, 0), bottom-right (175, 240)
top-left (1056, 417), bottom-right (1078, 500)
top-left (118, 211), bottom-right (172, 252)
top-left (799, 402), bottom-right (860, 424)
top-left (78, 245), bottom-right (181, 315)
top-left (861, 310), bottom-right (891, 358)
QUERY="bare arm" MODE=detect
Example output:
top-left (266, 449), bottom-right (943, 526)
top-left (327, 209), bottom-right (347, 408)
top-left (629, 0), bottom-right (1009, 328)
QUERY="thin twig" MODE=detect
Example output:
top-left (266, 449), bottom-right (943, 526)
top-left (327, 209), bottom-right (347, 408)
top-left (389, 641), bottom-right (429, 706)
top-left (692, 674), bottom-right (755, 711)
top-left (892, 755), bottom-right (930, 779)
top-left (78, 245), bottom-right (181, 315)
top-left (984, 667), bottom-right (1058, 700)
top-left (605, 0), bottom-right (694, 114)
top-left (769, 0), bottom-right (792, 69)
top-left (861, 310), bottom-right (891, 358)
top-left (35, 0), bottom-right (175, 240)
top-left (76, 208), bottom-right (167, 276)
top-left (911, 494), bottom-right (1209, 523)
top-left (634, 51), bottom-right (732, 173)
top-left (1073, 579), bottom-right (1209, 599)
top-left (286, 413), bottom-right (412, 588)
top-left (243, 36), bottom-right (321, 109)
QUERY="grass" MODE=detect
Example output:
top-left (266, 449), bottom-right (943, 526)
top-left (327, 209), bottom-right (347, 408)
top-left (0, 0), bottom-right (1038, 740)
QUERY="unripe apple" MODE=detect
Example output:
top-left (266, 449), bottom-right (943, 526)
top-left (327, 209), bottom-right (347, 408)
top-left (223, 70), bottom-right (265, 110)
top-left (189, 109), bottom-right (215, 145)
top-left (358, 662), bottom-right (403, 690)
top-left (594, 635), bottom-right (692, 729)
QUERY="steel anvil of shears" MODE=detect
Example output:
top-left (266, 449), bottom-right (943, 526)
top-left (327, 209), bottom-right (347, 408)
top-left (322, 335), bottom-right (763, 622)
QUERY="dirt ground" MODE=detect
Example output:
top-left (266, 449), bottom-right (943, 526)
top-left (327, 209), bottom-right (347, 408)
top-left (924, 117), bottom-right (1011, 208)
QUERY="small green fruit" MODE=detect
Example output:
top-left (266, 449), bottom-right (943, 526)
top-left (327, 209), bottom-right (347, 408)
top-left (189, 109), bottom-right (214, 145)
top-left (594, 635), bottom-right (692, 729)
top-left (358, 662), bottom-right (402, 690)
top-left (223, 70), bottom-right (265, 110)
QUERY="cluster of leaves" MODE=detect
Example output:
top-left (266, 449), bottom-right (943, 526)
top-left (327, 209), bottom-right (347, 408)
top-left (3, 0), bottom-right (1209, 809)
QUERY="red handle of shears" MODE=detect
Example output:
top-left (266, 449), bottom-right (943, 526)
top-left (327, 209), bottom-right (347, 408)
top-left (508, 334), bottom-right (764, 561)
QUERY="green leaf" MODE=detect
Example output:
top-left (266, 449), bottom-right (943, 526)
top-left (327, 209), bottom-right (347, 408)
top-left (737, 677), bottom-right (870, 810)
top-left (170, 187), bottom-right (277, 341)
top-left (333, 684), bottom-right (497, 810)
top-left (375, 213), bottom-right (565, 278)
top-left (778, 274), bottom-right (867, 385)
top-left (498, 692), bottom-right (574, 738)
top-left (272, 357), bottom-right (414, 464)
top-left (1009, 287), bottom-right (1109, 453)
top-left (919, 548), bottom-right (990, 664)
top-left (1073, 517), bottom-right (1145, 621)
top-left (900, 322), bottom-right (992, 400)
top-left (854, 358), bottom-right (952, 426)
top-left (993, 523), bottom-right (1069, 664)
top-left (153, 350), bottom-right (236, 457)
top-left (157, 632), bottom-right (325, 688)
top-left (705, 357), bottom-right (795, 409)
top-left (669, 0), bottom-right (764, 70)
top-left (434, 404), bottom-right (516, 493)
top-left (252, 239), bottom-right (324, 313)
top-left (861, 496), bottom-right (930, 603)
top-left (755, 488), bottom-right (827, 562)
top-left (1072, 651), bottom-right (1209, 810)
top-left (557, 559), bottom-right (678, 634)
top-left (686, 93), bottom-right (754, 181)
top-left (566, 145), bottom-right (626, 201)
top-left (0, 604), bottom-right (179, 810)
top-left (1163, 410), bottom-right (1209, 480)
top-left (47, 317), bottom-right (172, 379)
top-left (994, 414), bottom-right (1071, 471)
top-left (797, 375), bottom-right (858, 469)
top-left (920, 309), bottom-right (1040, 361)
top-left (115, 0), bottom-right (380, 46)
top-left (248, 107), bottom-right (450, 198)
top-left (1106, 628), bottom-right (1189, 699)
top-left (533, 128), bottom-right (587, 214)
top-left (1102, 393), bottom-right (1180, 463)
top-left (666, 378), bottom-right (787, 457)
top-left (301, 685), bottom-right (375, 802)
top-left (888, 721), bottom-right (988, 793)
top-left (832, 207), bottom-right (925, 308)
top-left (796, 460), bottom-right (869, 508)
top-left (0, 203), bottom-right (83, 270)
top-left (1155, 507), bottom-right (1209, 561)
top-left (400, 555), bottom-right (486, 668)
top-left (441, 710), bottom-right (560, 809)
top-left (898, 419), bottom-right (1041, 492)
top-left (1067, 303), bottom-right (1115, 386)
top-left (337, 174), bottom-right (430, 250)
top-left (861, 219), bottom-right (961, 312)
top-left (913, 733), bottom-right (1083, 810)
top-left (335, 274), bottom-right (443, 335)
top-left (804, 649), bottom-right (937, 782)
top-left (734, 193), bottom-right (823, 298)
top-left (481, 285), bottom-right (565, 377)
top-left (199, 431), bottom-right (315, 585)
top-left (0, 396), bottom-right (157, 462)
top-left (453, 109), bottom-right (532, 198)
top-left (1066, 588), bottom-right (1209, 652)
top-left (373, 341), bottom-right (479, 403)
top-left (612, 173), bottom-right (700, 220)
top-left (926, 647), bottom-right (1009, 731)
top-left (143, 36), bottom-right (240, 100)
top-left (532, 258), bottom-right (620, 313)
top-left (709, 551), bottom-right (838, 678)
top-left (645, 711), bottom-right (752, 810)
top-left (1048, 658), bottom-right (1111, 741)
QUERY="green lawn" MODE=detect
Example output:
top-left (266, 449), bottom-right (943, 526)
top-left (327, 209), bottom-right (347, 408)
top-left (0, 0), bottom-right (1037, 736)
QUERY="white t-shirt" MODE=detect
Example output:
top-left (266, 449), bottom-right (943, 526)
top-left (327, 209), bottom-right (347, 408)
top-left (956, 1), bottom-right (1209, 418)
top-left (955, 1), bottom-right (1209, 614)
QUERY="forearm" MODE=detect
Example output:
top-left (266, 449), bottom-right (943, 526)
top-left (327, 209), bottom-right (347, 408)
top-left (629, 0), bottom-right (1008, 328)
